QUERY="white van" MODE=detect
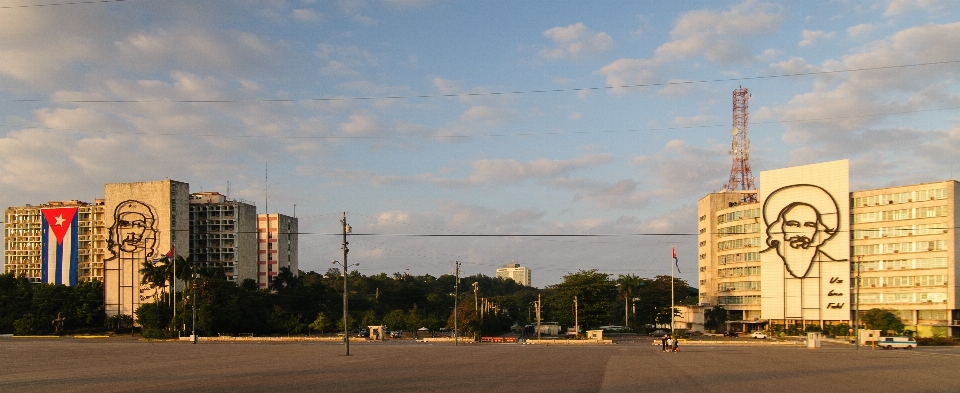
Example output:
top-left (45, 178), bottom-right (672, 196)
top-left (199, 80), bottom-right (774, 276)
top-left (878, 336), bottom-right (917, 350)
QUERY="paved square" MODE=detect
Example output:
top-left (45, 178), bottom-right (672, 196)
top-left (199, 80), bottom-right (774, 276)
top-left (3, 338), bottom-right (959, 392)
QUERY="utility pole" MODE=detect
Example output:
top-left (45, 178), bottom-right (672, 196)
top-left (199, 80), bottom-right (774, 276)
top-left (855, 255), bottom-right (862, 350)
top-left (191, 263), bottom-right (197, 344)
top-left (454, 261), bottom-right (460, 346)
top-left (473, 282), bottom-right (479, 338)
top-left (574, 295), bottom-right (579, 335)
top-left (332, 213), bottom-right (353, 356)
top-left (536, 293), bottom-right (542, 342)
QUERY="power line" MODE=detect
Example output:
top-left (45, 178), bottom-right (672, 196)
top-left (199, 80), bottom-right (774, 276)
top-left (0, 0), bottom-right (127, 9)
top-left (8, 60), bottom-right (959, 104)
top-left (2, 105), bottom-right (957, 140)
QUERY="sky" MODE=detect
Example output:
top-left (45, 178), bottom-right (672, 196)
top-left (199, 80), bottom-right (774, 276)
top-left (1, 0), bottom-right (959, 288)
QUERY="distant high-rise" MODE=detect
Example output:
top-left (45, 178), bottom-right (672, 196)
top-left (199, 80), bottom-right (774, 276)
top-left (257, 213), bottom-right (298, 289)
top-left (496, 262), bottom-right (531, 286)
top-left (189, 192), bottom-right (258, 284)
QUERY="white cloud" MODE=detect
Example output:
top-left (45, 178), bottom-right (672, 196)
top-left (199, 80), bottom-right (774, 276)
top-left (292, 9), bottom-right (322, 22)
top-left (464, 154), bottom-right (612, 185)
top-left (597, 1), bottom-right (784, 90)
top-left (847, 23), bottom-right (878, 38)
top-left (539, 22), bottom-right (614, 60)
top-left (799, 30), bottom-right (836, 47)
top-left (885, 0), bottom-right (955, 16)
top-left (775, 22), bottom-right (960, 178)
top-left (339, 112), bottom-right (383, 136)
top-left (672, 114), bottom-right (720, 128)
top-left (655, 1), bottom-right (784, 64)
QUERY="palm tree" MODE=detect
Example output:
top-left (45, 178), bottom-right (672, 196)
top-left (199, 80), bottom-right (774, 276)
top-left (617, 274), bottom-right (643, 329)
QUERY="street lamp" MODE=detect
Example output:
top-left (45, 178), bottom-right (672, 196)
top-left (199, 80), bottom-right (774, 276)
top-left (332, 212), bottom-right (355, 356)
top-left (854, 255), bottom-right (862, 350)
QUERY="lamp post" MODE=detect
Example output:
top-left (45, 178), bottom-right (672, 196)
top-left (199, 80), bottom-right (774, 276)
top-left (332, 212), bottom-right (354, 356)
top-left (454, 261), bottom-right (460, 346)
top-left (855, 255), bottom-right (862, 350)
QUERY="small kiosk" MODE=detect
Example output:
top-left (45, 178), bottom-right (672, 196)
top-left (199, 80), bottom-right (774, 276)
top-left (368, 325), bottom-right (386, 341)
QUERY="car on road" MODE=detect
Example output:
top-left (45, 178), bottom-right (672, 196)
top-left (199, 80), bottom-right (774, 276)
top-left (750, 331), bottom-right (767, 339)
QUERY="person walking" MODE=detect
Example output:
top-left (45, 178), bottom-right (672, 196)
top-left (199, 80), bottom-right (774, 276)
top-left (661, 336), bottom-right (667, 352)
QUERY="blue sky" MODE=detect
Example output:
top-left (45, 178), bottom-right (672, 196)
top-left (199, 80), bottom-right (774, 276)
top-left (1, 0), bottom-right (958, 286)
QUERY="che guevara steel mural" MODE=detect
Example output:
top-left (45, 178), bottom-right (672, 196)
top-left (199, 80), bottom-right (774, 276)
top-left (761, 184), bottom-right (848, 320)
top-left (104, 200), bottom-right (160, 307)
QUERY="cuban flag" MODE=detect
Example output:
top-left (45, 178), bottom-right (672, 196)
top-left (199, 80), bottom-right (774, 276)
top-left (672, 245), bottom-right (681, 274)
top-left (41, 207), bottom-right (79, 286)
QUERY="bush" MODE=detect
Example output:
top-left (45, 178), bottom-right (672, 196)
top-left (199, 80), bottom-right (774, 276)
top-left (142, 328), bottom-right (178, 339)
top-left (917, 336), bottom-right (958, 346)
top-left (13, 314), bottom-right (40, 335)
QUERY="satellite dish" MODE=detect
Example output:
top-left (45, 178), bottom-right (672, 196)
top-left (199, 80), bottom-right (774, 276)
top-left (731, 127), bottom-right (738, 135)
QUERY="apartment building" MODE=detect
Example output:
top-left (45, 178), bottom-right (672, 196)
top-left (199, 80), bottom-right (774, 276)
top-left (699, 159), bottom-right (960, 337)
top-left (189, 192), bottom-right (258, 284)
top-left (3, 200), bottom-right (105, 284)
top-left (850, 181), bottom-right (959, 337)
top-left (496, 262), bottom-right (531, 286)
top-left (257, 213), bottom-right (299, 289)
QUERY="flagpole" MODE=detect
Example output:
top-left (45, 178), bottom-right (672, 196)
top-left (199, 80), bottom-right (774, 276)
top-left (172, 248), bottom-right (176, 336)
top-left (671, 245), bottom-right (675, 335)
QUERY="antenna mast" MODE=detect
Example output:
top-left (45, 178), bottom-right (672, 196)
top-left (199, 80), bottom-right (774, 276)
top-left (724, 86), bottom-right (757, 202)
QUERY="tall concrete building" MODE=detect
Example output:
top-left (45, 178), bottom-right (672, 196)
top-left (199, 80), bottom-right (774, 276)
top-left (189, 192), bottom-right (258, 284)
top-left (103, 180), bottom-right (190, 318)
top-left (698, 159), bottom-right (960, 337)
top-left (697, 190), bottom-right (763, 331)
top-left (850, 181), bottom-right (958, 337)
top-left (4, 200), bottom-right (105, 284)
top-left (496, 262), bottom-right (531, 286)
top-left (257, 213), bottom-right (298, 289)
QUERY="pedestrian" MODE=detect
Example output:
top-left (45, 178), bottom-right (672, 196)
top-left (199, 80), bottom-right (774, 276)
top-left (661, 335), bottom-right (667, 352)
top-left (673, 337), bottom-right (679, 352)
top-left (666, 336), bottom-right (673, 352)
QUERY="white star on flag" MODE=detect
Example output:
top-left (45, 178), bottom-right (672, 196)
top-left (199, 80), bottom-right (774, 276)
top-left (55, 214), bottom-right (65, 227)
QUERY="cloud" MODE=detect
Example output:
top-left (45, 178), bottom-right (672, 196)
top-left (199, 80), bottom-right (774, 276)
top-left (339, 112), bottom-right (384, 136)
top-left (292, 8), bottom-right (322, 22)
top-left (885, 0), bottom-right (955, 16)
top-left (539, 22), bottom-right (614, 60)
top-left (655, 1), bottom-right (784, 64)
top-left (465, 154), bottom-right (612, 185)
top-left (799, 30), bottom-right (836, 47)
top-left (382, 0), bottom-right (435, 8)
top-left (597, 1), bottom-right (784, 89)
top-left (672, 114), bottom-right (721, 128)
top-left (774, 22), bottom-right (960, 180)
top-left (847, 23), bottom-right (878, 38)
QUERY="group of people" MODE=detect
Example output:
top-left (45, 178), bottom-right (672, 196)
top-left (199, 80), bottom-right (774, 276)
top-left (660, 335), bottom-right (679, 352)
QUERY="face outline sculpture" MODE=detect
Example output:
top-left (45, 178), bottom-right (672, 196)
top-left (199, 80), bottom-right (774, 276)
top-left (762, 185), bottom-right (840, 278)
top-left (105, 200), bottom-right (158, 261)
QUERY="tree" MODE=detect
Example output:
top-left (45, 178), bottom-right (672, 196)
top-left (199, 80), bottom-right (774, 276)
top-left (616, 274), bottom-right (643, 328)
top-left (544, 270), bottom-right (617, 329)
top-left (862, 308), bottom-right (905, 334)
top-left (704, 306), bottom-right (727, 332)
top-left (309, 313), bottom-right (330, 334)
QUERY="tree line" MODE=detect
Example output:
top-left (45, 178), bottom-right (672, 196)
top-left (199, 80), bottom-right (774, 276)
top-left (2, 262), bottom-right (703, 337)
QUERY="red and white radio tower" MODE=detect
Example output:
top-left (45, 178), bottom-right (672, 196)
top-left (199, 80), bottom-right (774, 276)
top-left (724, 86), bottom-right (757, 202)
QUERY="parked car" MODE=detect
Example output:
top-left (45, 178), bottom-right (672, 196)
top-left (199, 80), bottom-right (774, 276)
top-left (356, 329), bottom-right (369, 338)
top-left (750, 331), bottom-right (767, 339)
top-left (390, 330), bottom-right (403, 339)
top-left (878, 336), bottom-right (916, 350)
top-left (723, 330), bottom-right (739, 337)
top-left (649, 329), bottom-right (669, 337)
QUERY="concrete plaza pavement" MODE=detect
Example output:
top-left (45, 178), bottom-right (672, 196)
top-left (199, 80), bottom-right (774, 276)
top-left (3, 337), bottom-right (960, 392)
